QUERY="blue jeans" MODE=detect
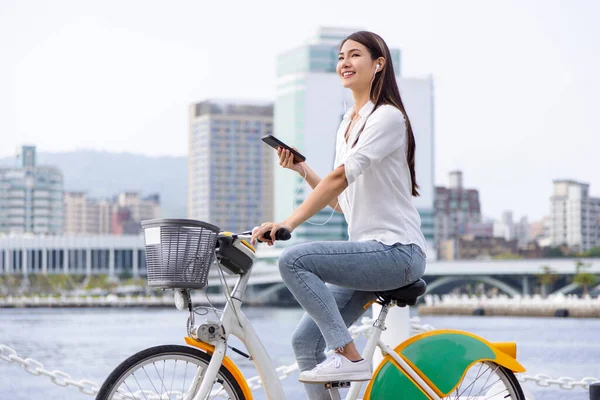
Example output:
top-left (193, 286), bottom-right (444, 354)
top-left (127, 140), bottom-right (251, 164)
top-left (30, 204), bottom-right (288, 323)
top-left (278, 240), bottom-right (426, 400)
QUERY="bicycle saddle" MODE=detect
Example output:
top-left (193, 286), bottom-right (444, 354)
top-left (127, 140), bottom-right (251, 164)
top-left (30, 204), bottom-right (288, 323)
top-left (375, 279), bottom-right (427, 306)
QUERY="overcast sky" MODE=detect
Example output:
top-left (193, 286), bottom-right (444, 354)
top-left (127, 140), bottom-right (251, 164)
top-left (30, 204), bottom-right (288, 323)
top-left (1, 0), bottom-right (598, 221)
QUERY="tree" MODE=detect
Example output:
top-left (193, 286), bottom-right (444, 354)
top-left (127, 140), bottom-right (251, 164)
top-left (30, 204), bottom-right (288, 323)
top-left (542, 246), bottom-right (565, 258)
top-left (536, 266), bottom-right (559, 297)
top-left (573, 260), bottom-right (598, 297)
top-left (584, 247), bottom-right (600, 258)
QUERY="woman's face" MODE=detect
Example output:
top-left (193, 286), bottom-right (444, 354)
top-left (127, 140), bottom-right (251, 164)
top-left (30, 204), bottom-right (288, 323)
top-left (336, 40), bottom-right (378, 91)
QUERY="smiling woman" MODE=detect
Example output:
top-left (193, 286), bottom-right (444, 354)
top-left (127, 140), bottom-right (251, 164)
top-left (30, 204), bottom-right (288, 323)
top-left (251, 30), bottom-right (429, 400)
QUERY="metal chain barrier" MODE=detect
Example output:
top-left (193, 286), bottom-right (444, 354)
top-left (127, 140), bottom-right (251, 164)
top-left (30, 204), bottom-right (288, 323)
top-left (518, 374), bottom-right (600, 390)
top-left (2, 317), bottom-right (598, 395)
top-left (0, 344), bottom-right (101, 396)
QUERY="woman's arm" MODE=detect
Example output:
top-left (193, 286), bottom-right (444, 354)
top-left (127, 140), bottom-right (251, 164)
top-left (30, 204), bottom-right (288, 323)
top-left (284, 165), bottom-right (348, 230)
top-left (279, 148), bottom-right (343, 214)
top-left (296, 162), bottom-right (344, 214)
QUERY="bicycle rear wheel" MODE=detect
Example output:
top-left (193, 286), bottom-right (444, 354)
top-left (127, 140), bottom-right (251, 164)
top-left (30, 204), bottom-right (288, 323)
top-left (96, 345), bottom-right (246, 400)
top-left (442, 361), bottom-right (525, 400)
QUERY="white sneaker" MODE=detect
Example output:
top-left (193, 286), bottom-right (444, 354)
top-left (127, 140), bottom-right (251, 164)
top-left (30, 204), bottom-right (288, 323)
top-left (298, 354), bottom-right (372, 383)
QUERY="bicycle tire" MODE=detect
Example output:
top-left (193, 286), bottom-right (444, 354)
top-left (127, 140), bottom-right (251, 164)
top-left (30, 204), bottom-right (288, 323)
top-left (96, 344), bottom-right (247, 400)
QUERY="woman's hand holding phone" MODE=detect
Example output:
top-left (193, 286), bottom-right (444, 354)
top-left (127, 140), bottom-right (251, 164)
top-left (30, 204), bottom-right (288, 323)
top-left (277, 147), bottom-right (306, 175)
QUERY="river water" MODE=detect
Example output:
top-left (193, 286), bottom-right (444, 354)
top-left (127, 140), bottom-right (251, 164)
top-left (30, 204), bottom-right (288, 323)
top-left (1, 307), bottom-right (598, 400)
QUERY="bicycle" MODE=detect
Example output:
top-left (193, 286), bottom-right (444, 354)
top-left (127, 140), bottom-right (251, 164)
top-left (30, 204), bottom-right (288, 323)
top-left (97, 218), bottom-right (527, 400)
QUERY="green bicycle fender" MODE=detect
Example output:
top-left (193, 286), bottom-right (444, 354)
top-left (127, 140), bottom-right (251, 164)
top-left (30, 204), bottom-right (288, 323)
top-left (400, 330), bottom-right (525, 396)
top-left (365, 358), bottom-right (431, 399)
top-left (366, 330), bottom-right (525, 398)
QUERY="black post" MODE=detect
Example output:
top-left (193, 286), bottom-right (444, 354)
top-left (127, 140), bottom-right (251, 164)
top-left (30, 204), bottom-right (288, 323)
top-left (590, 382), bottom-right (600, 400)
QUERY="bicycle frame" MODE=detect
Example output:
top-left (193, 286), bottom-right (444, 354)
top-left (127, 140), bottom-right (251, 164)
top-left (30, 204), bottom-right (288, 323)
top-left (184, 258), bottom-right (441, 400)
top-left (183, 237), bottom-right (524, 400)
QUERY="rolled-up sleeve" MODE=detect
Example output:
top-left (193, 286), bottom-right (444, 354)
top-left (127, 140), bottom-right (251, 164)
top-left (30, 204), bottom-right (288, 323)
top-left (344, 107), bottom-right (406, 184)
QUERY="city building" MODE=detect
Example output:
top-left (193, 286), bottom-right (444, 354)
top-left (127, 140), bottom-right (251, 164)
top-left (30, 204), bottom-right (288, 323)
top-left (64, 192), bottom-right (160, 235)
top-left (434, 171), bottom-right (481, 255)
top-left (464, 222), bottom-right (494, 237)
top-left (188, 100), bottom-right (274, 233)
top-left (0, 234), bottom-right (146, 277)
top-left (550, 179), bottom-right (600, 252)
top-left (0, 146), bottom-right (64, 235)
top-left (274, 27), bottom-right (435, 249)
top-left (529, 216), bottom-right (552, 247)
top-left (64, 192), bottom-right (101, 235)
top-left (112, 192), bottom-right (160, 235)
top-left (439, 235), bottom-right (518, 261)
top-left (493, 211), bottom-right (530, 248)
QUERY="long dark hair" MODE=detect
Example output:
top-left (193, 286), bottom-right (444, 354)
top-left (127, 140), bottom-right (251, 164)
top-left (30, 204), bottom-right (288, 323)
top-left (341, 31), bottom-right (419, 197)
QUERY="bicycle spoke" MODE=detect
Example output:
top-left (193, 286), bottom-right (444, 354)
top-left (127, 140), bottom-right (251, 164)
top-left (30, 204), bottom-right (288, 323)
top-left (121, 381), bottom-right (137, 400)
top-left (466, 363), bottom-right (484, 399)
top-left (443, 362), bottom-right (518, 400)
top-left (170, 360), bottom-right (177, 395)
top-left (455, 363), bottom-right (493, 399)
top-left (152, 361), bottom-right (171, 400)
top-left (142, 365), bottom-right (161, 397)
top-left (101, 348), bottom-right (243, 400)
top-left (132, 372), bottom-right (150, 400)
top-left (182, 361), bottom-right (188, 395)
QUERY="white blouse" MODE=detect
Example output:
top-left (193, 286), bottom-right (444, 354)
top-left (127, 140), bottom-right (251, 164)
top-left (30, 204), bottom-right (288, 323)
top-left (334, 100), bottom-right (427, 256)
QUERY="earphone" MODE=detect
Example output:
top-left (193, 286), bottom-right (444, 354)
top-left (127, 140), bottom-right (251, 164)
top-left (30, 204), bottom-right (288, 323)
top-left (376, 64), bottom-right (380, 71)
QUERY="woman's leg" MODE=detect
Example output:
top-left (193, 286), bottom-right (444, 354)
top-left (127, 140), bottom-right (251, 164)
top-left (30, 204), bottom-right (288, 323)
top-left (279, 240), bottom-right (425, 352)
top-left (291, 285), bottom-right (376, 400)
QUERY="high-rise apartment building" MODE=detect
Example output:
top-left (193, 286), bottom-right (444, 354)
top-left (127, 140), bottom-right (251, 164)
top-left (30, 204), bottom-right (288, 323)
top-left (64, 192), bottom-right (100, 234)
top-left (188, 100), bottom-right (274, 233)
top-left (274, 27), bottom-right (435, 247)
top-left (0, 146), bottom-right (64, 235)
top-left (434, 171), bottom-right (481, 254)
top-left (550, 179), bottom-right (600, 251)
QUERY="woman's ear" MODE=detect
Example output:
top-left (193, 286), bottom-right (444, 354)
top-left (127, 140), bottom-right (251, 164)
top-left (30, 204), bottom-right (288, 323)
top-left (376, 58), bottom-right (386, 72)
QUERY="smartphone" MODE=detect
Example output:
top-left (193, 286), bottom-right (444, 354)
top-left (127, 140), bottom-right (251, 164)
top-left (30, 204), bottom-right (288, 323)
top-left (261, 135), bottom-right (306, 163)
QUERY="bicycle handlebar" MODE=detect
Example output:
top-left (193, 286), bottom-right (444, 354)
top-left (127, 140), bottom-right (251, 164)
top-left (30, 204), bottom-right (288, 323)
top-left (233, 228), bottom-right (292, 242)
top-left (262, 228), bottom-right (291, 242)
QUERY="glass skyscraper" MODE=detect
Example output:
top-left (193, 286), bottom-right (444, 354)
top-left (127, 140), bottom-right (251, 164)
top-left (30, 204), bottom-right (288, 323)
top-left (274, 27), bottom-right (435, 251)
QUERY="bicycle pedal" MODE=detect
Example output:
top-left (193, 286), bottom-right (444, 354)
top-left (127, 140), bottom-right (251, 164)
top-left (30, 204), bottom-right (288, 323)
top-left (324, 381), bottom-right (351, 389)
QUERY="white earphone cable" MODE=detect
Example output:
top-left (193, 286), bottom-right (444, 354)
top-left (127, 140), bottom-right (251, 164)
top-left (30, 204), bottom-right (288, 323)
top-left (292, 164), bottom-right (339, 226)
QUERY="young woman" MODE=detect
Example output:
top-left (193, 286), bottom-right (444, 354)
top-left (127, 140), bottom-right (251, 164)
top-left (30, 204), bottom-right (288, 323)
top-left (251, 30), bottom-right (427, 399)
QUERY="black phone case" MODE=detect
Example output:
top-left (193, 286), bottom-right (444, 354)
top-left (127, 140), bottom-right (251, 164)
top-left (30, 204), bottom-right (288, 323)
top-left (261, 135), bottom-right (306, 162)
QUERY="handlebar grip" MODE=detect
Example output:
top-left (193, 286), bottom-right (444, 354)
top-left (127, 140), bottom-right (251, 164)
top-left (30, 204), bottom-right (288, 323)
top-left (262, 228), bottom-right (291, 242)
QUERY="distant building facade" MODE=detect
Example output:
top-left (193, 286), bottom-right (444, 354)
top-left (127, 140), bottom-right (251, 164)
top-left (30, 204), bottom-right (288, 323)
top-left (434, 171), bottom-right (481, 255)
top-left (493, 211), bottom-right (530, 248)
top-left (188, 100), bottom-right (274, 233)
top-left (464, 222), bottom-right (494, 237)
top-left (550, 180), bottom-right (600, 252)
top-left (529, 216), bottom-right (552, 247)
top-left (439, 235), bottom-right (518, 260)
top-left (0, 146), bottom-right (64, 235)
top-left (0, 234), bottom-right (146, 277)
top-left (64, 192), bottom-right (160, 235)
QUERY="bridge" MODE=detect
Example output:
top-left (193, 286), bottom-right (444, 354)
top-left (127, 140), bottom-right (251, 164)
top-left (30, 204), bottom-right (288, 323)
top-left (1, 234), bottom-right (598, 298)
top-left (209, 248), bottom-right (600, 299)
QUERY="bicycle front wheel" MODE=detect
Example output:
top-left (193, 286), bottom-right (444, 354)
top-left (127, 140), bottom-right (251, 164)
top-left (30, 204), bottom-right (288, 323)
top-left (96, 345), bottom-right (247, 400)
top-left (442, 361), bottom-right (525, 400)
